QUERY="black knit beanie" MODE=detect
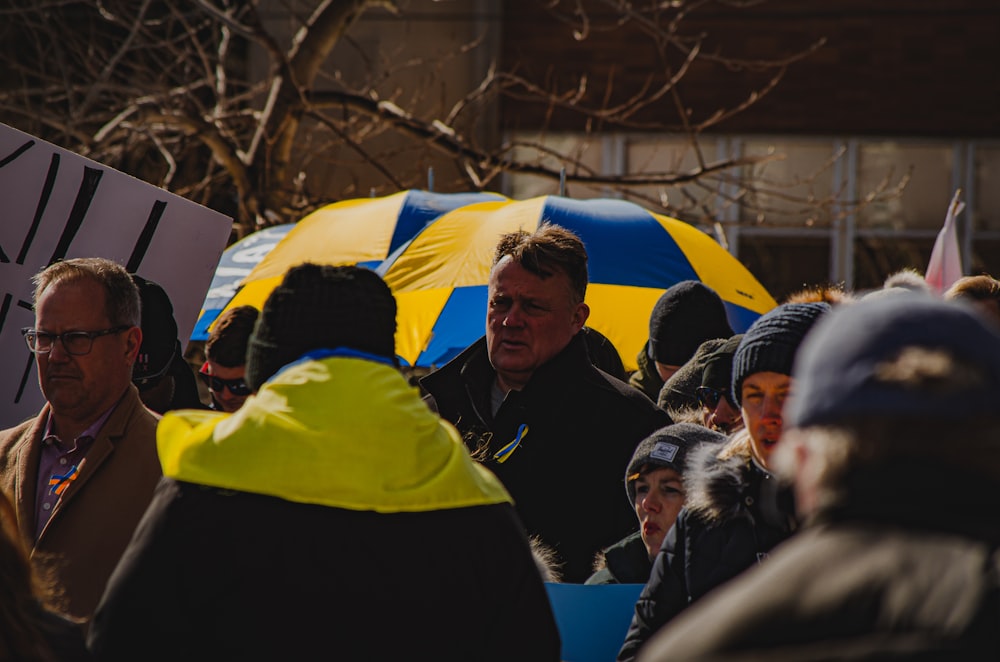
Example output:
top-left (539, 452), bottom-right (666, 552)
top-left (131, 274), bottom-right (179, 388)
top-left (647, 281), bottom-right (734, 365)
top-left (731, 302), bottom-right (830, 406)
top-left (625, 423), bottom-right (726, 503)
top-left (244, 263), bottom-right (397, 392)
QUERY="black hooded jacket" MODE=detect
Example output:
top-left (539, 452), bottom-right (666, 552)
top-left (421, 333), bottom-right (671, 583)
top-left (585, 531), bottom-right (653, 585)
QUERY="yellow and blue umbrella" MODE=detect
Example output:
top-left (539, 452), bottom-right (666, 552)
top-left (191, 223), bottom-right (295, 341)
top-left (377, 195), bottom-right (776, 370)
top-left (214, 189), bottom-right (504, 318)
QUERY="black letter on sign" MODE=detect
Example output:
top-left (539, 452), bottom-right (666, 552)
top-left (126, 200), bottom-right (166, 273)
top-left (48, 166), bottom-right (103, 265)
top-left (17, 153), bottom-right (60, 265)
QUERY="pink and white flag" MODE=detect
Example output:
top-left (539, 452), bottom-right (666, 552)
top-left (925, 189), bottom-right (965, 295)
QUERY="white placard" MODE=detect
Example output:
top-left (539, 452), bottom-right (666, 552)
top-left (0, 122), bottom-right (232, 428)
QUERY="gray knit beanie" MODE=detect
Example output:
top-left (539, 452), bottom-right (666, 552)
top-left (244, 263), bottom-right (397, 392)
top-left (731, 302), bottom-right (830, 406)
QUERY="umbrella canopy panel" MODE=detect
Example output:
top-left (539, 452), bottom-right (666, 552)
top-left (215, 189), bottom-right (505, 317)
top-left (379, 196), bottom-right (776, 370)
top-left (191, 223), bottom-right (295, 341)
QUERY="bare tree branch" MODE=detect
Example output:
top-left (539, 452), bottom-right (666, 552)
top-left (0, 0), bottom-right (906, 237)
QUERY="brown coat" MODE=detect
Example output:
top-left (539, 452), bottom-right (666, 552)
top-left (0, 385), bottom-right (161, 625)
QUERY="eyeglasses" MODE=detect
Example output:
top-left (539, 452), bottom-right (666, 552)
top-left (22, 326), bottom-right (130, 356)
top-left (696, 386), bottom-right (733, 410)
top-left (198, 365), bottom-right (251, 396)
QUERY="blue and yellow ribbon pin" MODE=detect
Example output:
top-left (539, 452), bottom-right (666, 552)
top-left (493, 424), bottom-right (529, 464)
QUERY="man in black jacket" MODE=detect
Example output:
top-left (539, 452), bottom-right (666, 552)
top-left (421, 224), bottom-right (671, 583)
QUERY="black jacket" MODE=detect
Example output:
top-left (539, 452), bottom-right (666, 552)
top-left (618, 436), bottom-right (795, 661)
top-left (422, 333), bottom-right (671, 583)
top-left (89, 480), bottom-right (559, 661)
top-left (585, 531), bottom-right (653, 585)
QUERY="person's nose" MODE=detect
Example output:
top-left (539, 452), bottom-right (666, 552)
top-left (47, 338), bottom-right (72, 363)
top-left (642, 491), bottom-right (661, 513)
top-left (714, 399), bottom-right (738, 424)
top-left (762, 392), bottom-right (784, 419)
top-left (502, 303), bottom-right (525, 327)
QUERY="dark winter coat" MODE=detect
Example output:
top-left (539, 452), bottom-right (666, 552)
top-left (618, 434), bottom-right (795, 661)
top-left (638, 463), bottom-right (1000, 660)
top-left (585, 531), bottom-right (653, 585)
top-left (89, 480), bottom-right (557, 662)
top-left (628, 348), bottom-right (664, 403)
top-left (421, 333), bottom-right (672, 583)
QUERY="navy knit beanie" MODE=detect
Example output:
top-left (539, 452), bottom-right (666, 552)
top-left (647, 281), bottom-right (734, 366)
top-left (731, 302), bottom-right (830, 406)
top-left (244, 263), bottom-right (397, 392)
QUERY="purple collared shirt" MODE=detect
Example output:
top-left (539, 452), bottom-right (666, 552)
top-left (34, 404), bottom-right (117, 540)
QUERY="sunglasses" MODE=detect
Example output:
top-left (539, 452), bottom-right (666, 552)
top-left (198, 364), bottom-right (251, 396)
top-left (696, 386), bottom-right (733, 410)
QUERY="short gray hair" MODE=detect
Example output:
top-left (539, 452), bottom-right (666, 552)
top-left (33, 258), bottom-right (141, 327)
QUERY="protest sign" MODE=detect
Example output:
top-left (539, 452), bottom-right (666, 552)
top-left (0, 122), bottom-right (232, 427)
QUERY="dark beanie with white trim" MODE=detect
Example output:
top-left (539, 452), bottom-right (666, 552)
top-left (624, 423), bottom-right (726, 503)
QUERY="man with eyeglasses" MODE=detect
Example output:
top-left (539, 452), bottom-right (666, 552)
top-left (0, 257), bottom-right (161, 629)
top-left (201, 305), bottom-right (258, 412)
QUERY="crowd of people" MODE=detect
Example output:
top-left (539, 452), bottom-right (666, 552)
top-left (1, 223), bottom-right (999, 660)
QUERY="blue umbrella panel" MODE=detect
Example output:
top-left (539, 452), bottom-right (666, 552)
top-left (191, 224), bottom-right (295, 341)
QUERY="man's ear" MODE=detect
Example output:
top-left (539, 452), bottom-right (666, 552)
top-left (125, 326), bottom-right (143, 363)
top-left (572, 301), bottom-right (590, 332)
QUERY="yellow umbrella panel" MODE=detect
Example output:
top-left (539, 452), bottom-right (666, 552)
top-left (380, 196), bottom-right (775, 370)
top-left (213, 189), bottom-right (505, 324)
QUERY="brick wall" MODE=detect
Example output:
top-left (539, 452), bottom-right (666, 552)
top-left (501, 0), bottom-right (1000, 137)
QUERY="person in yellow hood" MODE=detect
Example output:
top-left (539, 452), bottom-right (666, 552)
top-left (88, 263), bottom-right (560, 661)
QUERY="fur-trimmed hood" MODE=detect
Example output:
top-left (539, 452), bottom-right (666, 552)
top-left (683, 431), bottom-right (758, 525)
